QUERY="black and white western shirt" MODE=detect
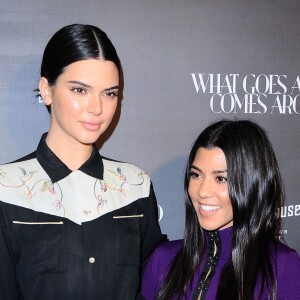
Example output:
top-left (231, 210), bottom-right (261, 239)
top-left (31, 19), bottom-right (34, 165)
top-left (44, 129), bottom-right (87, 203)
top-left (0, 134), bottom-right (166, 300)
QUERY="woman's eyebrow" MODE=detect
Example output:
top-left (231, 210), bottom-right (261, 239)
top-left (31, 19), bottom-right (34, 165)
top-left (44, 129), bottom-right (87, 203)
top-left (103, 85), bottom-right (119, 92)
top-left (67, 81), bottom-right (119, 92)
top-left (190, 165), bottom-right (202, 172)
top-left (67, 80), bottom-right (91, 88)
top-left (190, 165), bottom-right (227, 174)
top-left (212, 169), bottom-right (227, 174)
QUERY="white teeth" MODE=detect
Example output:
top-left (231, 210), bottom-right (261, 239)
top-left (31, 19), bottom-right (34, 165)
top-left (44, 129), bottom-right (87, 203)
top-left (200, 204), bottom-right (221, 212)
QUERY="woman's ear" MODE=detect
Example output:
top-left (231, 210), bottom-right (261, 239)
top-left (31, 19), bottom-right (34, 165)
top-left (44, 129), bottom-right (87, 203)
top-left (39, 77), bottom-right (53, 106)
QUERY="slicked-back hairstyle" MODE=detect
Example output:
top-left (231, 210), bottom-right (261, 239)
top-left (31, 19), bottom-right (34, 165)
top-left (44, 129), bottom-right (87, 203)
top-left (39, 24), bottom-right (121, 112)
top-left (158, 119), bottom-right (282, 300)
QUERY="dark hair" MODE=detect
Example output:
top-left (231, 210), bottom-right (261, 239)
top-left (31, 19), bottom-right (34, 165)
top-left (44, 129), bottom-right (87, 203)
top-left (158, 119), bottom-right (282, 300)
top-left (39, 24), bottom-right (121, 112)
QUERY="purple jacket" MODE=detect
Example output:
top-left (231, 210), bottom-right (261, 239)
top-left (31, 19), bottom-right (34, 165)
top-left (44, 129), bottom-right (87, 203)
top-left (141, 227), bottom-right (300, 299)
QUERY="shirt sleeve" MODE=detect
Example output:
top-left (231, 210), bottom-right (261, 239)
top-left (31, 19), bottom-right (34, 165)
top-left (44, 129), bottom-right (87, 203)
top-left (277, 247), bottom-right (300, 299)
top-left (0, 206), bottom-right (19, 299)
top-left (140, 183), bottom-right (167, 268)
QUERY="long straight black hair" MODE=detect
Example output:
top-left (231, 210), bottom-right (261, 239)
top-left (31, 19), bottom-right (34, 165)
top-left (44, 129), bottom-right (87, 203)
top-left (158, 119), bottom-right (282, 300)
top-left (39, 24), bottom-right (121, 112)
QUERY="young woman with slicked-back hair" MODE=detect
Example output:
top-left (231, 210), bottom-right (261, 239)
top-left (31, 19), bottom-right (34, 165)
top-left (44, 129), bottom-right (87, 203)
top-left (0, 24), bottom-right (166, 300)
top-left (142, 119), bottom-right (300, 300)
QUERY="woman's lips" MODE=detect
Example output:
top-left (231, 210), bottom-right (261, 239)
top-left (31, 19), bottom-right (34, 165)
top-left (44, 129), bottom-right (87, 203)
top-left (199, 204), bottom-right (221, 216)
top-left (81, 121), bottom-right (102, 131)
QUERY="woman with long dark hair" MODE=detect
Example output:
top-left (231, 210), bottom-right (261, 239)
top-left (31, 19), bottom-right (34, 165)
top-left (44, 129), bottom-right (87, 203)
top-left (0, 24), bottom-right (166, 300)
top-left (141, 120), bottom-right (300, 300)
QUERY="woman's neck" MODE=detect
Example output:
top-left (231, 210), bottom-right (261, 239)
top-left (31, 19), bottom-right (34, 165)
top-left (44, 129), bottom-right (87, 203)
top-left (45, 131), bottom-right (93, 171)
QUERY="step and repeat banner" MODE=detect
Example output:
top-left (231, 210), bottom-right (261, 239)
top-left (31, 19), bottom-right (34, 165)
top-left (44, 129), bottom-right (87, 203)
top-left (0, 1), bottom-right (299, 253)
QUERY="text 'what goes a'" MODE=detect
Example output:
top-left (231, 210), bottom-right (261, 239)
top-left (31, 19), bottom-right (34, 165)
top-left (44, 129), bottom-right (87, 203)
top-left (191, 73), bottom-right (300, 114)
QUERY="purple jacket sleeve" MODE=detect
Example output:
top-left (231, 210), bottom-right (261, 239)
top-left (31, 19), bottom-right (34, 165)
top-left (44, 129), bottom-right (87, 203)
top-left (277, 243), bottom-right (300, 299)
top-left (141, 240), bottom-right (182, 300)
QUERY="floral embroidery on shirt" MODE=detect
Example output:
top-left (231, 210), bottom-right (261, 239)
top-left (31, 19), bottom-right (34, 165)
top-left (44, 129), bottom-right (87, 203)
top-left (41, 180), bottom-right (55, 194)
top-left (0, 169), bottom-right (7, 179)
top-left (50, 183), bottom-right (65, 217)
top-left (96, 194), bottom-right (108, 214)
top-left (0, 167), bottom-right (40, 198)
top-left (94, 167), bottom-right (147, 214)
top-left (0, 166), bottom-right (65, 217)
top-left (1, 159), bottom-right (150, 224)
top-left (106, 167), bottom-right (146, 195)
top-left (19, 168), bottom-right (38, 183)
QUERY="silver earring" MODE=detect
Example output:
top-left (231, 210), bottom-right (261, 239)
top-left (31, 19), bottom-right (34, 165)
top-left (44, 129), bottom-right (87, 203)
top-left (38, 95), bottom-right (44, 104)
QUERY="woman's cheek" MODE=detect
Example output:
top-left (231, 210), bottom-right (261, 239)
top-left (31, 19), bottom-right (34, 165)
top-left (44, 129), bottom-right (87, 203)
top-left (70, 98), bottom-right (82, 111)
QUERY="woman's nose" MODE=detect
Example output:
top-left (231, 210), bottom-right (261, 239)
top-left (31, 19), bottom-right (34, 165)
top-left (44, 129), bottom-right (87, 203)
top-left (88, 94), bottom-right (102, 115)
top-left (198, 178), bottom-right (213, 199)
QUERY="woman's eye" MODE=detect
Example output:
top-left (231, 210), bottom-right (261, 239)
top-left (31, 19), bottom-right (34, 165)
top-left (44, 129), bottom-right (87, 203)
top-left (216, 175), bottom-right (227, 184)
top-left (189, 171), bottom-right (202, 179)
top-left (104, 91), bottom-right (118, 98)
top-left (71, 87), bottom-right (87, 94)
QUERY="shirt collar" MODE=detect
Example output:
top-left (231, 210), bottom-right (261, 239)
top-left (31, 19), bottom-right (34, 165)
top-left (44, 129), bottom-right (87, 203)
top-left (36, 133), bottom-right (104, 183)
